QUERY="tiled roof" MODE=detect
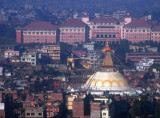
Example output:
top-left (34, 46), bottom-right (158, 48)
top-left (23, 22), bottom-right (57, 30)
top-left (90, 17), bottom-right (118, 23)
top-left (152, 25), bottom-right (160, 31)
top-left (60, 18), bottom-right (87, 27)
top-left (125, 19), bottom-right (152, 27)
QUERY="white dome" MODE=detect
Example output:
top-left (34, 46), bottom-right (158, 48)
top-left (84, 71), bottom-right (129, 91)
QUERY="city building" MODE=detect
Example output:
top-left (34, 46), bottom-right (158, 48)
top-left (41, 45), bottom-right (60, 60)
top-left (16, 22), bottom-right (57, 44)
top-left (0, 103), bottom-right (5, 118)
top-left (25, 107), bottom-right (43, 118)
top-left (72, 49), bottom-right (87, 58)
top-left (151, 25), bottom-right (160, 43)
top-left (89, 17), bottom-right (121, 43)
top-left (113, 10), bottom-right (130, 19)
top-left (59, 18), bottom-right (87, 44)
top-left (136, 57), bottom-right (154, 71)
top-left (90, 101), bottom-right (101, 118)
top-left (126, 53), bottom-right (160, 63)
top-left (4, 50), bottom-right (19, 58)
top-left (72, 98), bottom-right (84, 118)
top-left (83, 42), bottom-right (95, 51)
top-left (124, 19), bottom-right (152, 43)
top-left (21, 52), bottom-right (38, 66)
top-left (45, 101), bottom-right (63, 118)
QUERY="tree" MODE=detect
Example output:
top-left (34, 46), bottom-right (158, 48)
top-left (60, 43), bottom-right (72, 64)
top-left (129, 95), bottom-right (149, 118)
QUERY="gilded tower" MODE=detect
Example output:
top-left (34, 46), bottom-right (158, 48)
top-left (101, 42), bottom-right (116, 72)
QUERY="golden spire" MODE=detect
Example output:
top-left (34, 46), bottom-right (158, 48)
top-left (102, 42), bottom-right (114, 72)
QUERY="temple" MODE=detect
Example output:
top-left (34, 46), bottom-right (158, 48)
top-left (82, 42), bottom-right (137, 95)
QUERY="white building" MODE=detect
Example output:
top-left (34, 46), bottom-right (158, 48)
top-left (83, 42), bottom-right (95, 51)
top-left (21, 52), bottom-right (37, 66)
top-left (136, 57), bottom-right (154, 71)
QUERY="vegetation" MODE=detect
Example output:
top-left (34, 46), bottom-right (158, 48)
top-left (0, 24), bottom-right (16, 44)
top-left (60, 43), bottom-right (72, 64)
top-left (32, 67), bottom-right (61, 76)
top-left (129, 95), bottom-right (160, 118)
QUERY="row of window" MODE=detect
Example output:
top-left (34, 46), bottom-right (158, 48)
top-left (93, 29), bottom-right (119, 32)
top-left (61, 32), bottom-right (84, 34)
top-left (24, 39), bottom-right (55, 40)
top-left (90, 22), bottom-right (117, 25)
top-left (61, 39), bottom-right (84, 41)
top-left (126, 33), bottom-right (150, 35)
top-left (126, 36), bottom-right (150, 38)
top-left (62, 36), bottom-right (84, 38)
top-left (26, 113), bottom-right (42, 116)
top-left (126, 27), bottom-right (150, 29)
top-left (61, 29), bottom-right (85, 32)
top-left (96, 34), bottom-right (116, 38)
top-left (24, 32), bottom-right (55, 35)
top-left (126, 30), bottom-right (150, 32)
top-left (152, 33), bottom-right (160, 35)
top-left (24, 35), bottom-right (55, 38)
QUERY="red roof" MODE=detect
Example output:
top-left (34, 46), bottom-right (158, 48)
top-left (152, 25), bottom-right (160, 31)
top-left (90, 17), bottom-right (118, 23)
top-left (23, 22), bottom-right (57, 30)
top-left (125, 19), bottom-right (151, 27)
top-left (60, 18), bottom-right (87, 27)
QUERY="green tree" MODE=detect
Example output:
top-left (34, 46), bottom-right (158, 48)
top-left (155, 100), bottom-right (160, 118)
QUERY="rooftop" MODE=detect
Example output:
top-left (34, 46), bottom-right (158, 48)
top-left (90, 17), bottom-right (118, 23)
top-left (60, 18), bottom-right (87, 27)
top-left (22, 21), bottom-right (57, 30)
top-left (125, 19), bottom-right (152, 27)
top-left (152, 25), bottom-right (160, 31)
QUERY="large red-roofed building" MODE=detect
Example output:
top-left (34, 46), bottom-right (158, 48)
top-left (89, 17), bottom-right (121, 43)
top-left (59, 18), bottom-right (87, 44)
top-left (152, 25), bottom-right (160, 43)
top-left (124, 19), bottom-right (152, 43)
top-left (16, 22), bottom-right (57, 44)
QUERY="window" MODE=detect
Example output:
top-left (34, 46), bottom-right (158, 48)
top-left (103, 113), bottom-right (106, 115)
top-left (27, 113), bottom-right (30, 116)
top-left (38, 113), bottom-right (42, 116)
top-left (31, 113), bottom-right (34, 115)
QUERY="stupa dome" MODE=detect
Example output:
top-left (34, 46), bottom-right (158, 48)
top-left (84, 71), bottom-right (129, 91)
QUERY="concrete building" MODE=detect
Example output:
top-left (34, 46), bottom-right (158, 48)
top-left (41, 45), bottom-right (60, 60)
top-left (126, 53), bottom-right (160, 63)
top-left (124, 19), bottom-right (152, 43)
top-left (90, 101), bottom-right (101, 118)
top-left (21, 52), bottom-right (38, 66)
top-left (113, 10), bottom-right (130, 19)
top-left (72, 98), bottom-right (84, 118)
top-left (89, 17), bottom-right (121, 43)
top-left (83, 42), bottom-right (95, 51)
top-left (25, 107), bottom-right (43, 118)
top-left (16, 22), bottom-right (57, 44)
top-left (0, 103), bottom-right (5, 118)
top-left (59, 18), bottom-right (87, 44)
top-left (136, 57), bottom-right (154, 71)
top-left (45, 101), bottom-right (62, 118)
top-left (151, 25), bottom-right (160, 43)
top-left (4, 50), bottom-right (19, 58)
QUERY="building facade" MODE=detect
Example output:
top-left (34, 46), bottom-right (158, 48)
top-left (89, 17), bottom-right (121, 43)
top-left (151, 25), bottom-right (160, 43)
top-left (126, 53), bottom-right (160, 63)
top-left (4, 50), bottom-right (19, 58)
top-left (16, 22), bottom-right (57, 44)
top-left (59, 18), bottom-right (87, 44)
top-left (41, 45), bottom-right (60, 60)
top-left (21, 52), bottom-right (38, 66)
top-left (124, 19), bottom-right (152, 43)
